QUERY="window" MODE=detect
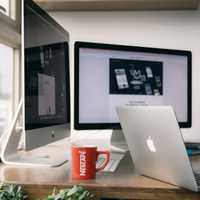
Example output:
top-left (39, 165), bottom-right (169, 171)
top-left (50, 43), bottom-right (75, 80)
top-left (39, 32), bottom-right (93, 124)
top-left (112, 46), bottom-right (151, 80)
top-left (0, 43), bottom-right (13, 135)
top-left (0, 0), bottom-right (21, 139)
top-left (0, 0), bottom-right (18, 21)
top-left (0, 0), bottom-right (9, 16)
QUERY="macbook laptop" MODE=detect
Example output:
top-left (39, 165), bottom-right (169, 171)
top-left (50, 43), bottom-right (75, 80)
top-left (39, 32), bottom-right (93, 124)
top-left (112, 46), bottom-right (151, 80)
top-left (117, 106), bottom-right (200, 192)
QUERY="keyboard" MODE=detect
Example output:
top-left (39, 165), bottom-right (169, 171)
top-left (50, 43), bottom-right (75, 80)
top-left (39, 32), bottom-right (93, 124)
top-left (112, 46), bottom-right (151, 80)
top-left (96, 153), bottom-right (125, 172)
top-left (194, 172), bottom-right (200, 185)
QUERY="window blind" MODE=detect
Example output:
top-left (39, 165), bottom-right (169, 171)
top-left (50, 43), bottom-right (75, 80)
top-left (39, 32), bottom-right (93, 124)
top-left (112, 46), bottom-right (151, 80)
top-left (0, 0), bottom-right (9, 16)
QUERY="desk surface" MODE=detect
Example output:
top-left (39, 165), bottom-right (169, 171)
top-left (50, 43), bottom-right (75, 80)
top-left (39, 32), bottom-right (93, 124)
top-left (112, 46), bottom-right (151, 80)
top-left (0, 152), bottom-right (200, 200)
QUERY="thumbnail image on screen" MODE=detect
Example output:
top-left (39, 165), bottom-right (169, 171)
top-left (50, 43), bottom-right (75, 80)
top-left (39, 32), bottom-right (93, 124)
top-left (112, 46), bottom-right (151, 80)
top-left (110, 58), bottom-right (163, 96)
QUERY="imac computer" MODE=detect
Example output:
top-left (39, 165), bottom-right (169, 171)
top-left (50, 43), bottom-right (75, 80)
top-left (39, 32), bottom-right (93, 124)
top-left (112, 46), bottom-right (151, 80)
top-left (25, 42), bottom-right (70, 151)
top-left (74, 41), bottom-right (191, 149)
top-left (1, 0), bottom-right (70, 167)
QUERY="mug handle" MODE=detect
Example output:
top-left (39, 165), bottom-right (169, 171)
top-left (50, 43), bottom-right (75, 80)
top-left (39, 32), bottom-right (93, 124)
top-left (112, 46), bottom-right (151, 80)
top-left (96, 151), bottom-right (110, 172)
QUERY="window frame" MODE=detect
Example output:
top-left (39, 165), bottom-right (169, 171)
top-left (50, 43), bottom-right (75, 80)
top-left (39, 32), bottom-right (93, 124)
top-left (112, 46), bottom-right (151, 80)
top-left (0, 0), bottom-right (21, 117)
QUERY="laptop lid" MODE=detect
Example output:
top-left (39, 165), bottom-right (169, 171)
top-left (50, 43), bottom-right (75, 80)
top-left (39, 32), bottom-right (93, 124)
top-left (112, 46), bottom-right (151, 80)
top-left (117, 106), bottom-right (198, 191)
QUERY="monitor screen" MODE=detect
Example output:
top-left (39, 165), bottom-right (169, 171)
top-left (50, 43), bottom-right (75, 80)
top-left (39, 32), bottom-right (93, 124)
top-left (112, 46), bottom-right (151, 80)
top-left (24, 0), bottom-right (70, 151)
top-left (25, 42), bottom-right (70, 130)
top-left (74, 42), bottom-right (191, 129)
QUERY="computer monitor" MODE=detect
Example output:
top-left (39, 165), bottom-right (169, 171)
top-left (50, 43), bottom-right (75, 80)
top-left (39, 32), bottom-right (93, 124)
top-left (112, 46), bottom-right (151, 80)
top-left (74, 42), bottom-right (191, 133)
top-left (24, 0), bottom-right (70, 151)
top-left (0, 0), bottom-right (70, 167)
top-left (25, 42), bottom-right (70, 150)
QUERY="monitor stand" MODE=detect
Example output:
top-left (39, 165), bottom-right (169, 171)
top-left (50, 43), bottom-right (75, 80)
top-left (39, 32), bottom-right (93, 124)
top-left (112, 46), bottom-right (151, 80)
top-left (110, 129), bottom-right (129, 153)
top-left (71, 129), bottom-right (128, 153)
top-left (1, 99), bottom-right (70, 167)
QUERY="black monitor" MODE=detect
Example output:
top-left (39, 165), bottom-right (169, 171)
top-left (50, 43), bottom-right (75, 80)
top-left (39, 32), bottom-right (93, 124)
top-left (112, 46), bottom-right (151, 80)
top-left (24, 0), bottom-right (70, 150)
top-left (74, 41), bottom-right (191, 130)
top-left (1, 0), bottom-right (71, 168)
top-left (25, 42), bottom-right (70, 130)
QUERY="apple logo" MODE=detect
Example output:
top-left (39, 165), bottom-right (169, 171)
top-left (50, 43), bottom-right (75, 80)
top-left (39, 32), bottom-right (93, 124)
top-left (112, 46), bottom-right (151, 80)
top-left (146, 136), bottom-right (156, 153)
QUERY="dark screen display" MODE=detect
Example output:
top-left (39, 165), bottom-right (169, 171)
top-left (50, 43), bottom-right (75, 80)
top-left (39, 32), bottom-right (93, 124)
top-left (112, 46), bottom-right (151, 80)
top-left (109, 58), bottom-right (163, 95)
top-left (25, 43), bottom-right (69, 130)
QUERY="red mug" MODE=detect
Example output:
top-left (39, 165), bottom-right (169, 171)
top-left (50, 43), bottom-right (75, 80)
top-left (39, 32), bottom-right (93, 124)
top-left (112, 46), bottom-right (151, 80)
top-left (71, 145), bottom-right (110, 180)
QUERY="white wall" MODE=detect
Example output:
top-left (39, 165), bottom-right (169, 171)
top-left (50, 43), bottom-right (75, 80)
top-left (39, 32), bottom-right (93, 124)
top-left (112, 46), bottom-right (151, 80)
top-left (50, 11), bottom-right (200, 142)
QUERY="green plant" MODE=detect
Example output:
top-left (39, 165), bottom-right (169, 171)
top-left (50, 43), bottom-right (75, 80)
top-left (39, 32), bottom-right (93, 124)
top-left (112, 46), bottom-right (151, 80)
top-left (0, 184), bottom-right (27, 200)
top-left (41, 185), bottom-right (94, 200)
